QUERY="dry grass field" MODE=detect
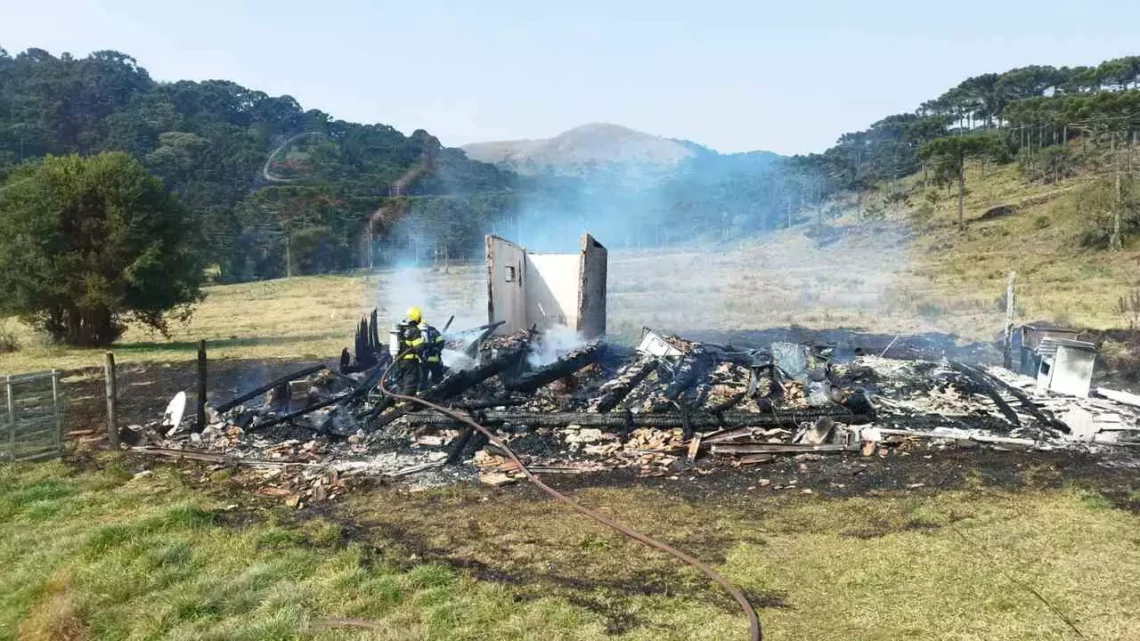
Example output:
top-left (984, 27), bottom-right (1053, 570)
top-left (0, 231), bottom-right (1021, 374)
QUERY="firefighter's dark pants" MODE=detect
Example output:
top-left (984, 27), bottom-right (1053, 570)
top-left (422, 361), bottom-right (445, 388)
top-left (395, 358), bottom-right (421, 399)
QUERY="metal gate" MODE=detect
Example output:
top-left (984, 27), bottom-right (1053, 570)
top-left (1, 371), bottom-right (64, 462)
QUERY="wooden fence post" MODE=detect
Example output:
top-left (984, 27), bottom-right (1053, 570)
top-left (196, 339), bottom-right (207, 431)
top-left (51, 370), bottom-right (61, 454)
top-left (5, 375), bottom-right (14, 461)
top-left (104, 352), bottom-right (120, 449)
top-left (1004, 271), bottom-right (1017, 369)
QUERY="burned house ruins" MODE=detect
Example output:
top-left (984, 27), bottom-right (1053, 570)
top-left (124, 235), bottom-right (1140, 502)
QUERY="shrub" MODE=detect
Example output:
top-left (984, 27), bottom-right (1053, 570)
top-left (0, 153), bottom-right (204, 346)
top-left (863, 203), bottom-right (887, 221)
top-left (1076, 179), bottom-right (1140, 249)
top-left (916, 301), bottom-right (945, 320)
top-left (910, 204), bottom-right (936, 229)
top-left (0, 320), bottom-right (19, 354)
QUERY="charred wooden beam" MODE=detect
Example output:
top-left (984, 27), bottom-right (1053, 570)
top-left (215, 364), bottom-right (327, 414)
top-left (251, 364), bottom-right (383, 432)
top-left (404, 408), bottom-right (871, 430)
top-left (702, 425), bottom-right (791, 445)
top-left (131, 447), bottom-right (306, 466)
top-left (663, 355), bottom-right (710, 401)
top-left (949, 361), bottom-right (1020, 427)
top-left (369, 308), bottom-right (381, 354)
top-left (366, 344), bottom-right (527, 428)
top-left (429, 344), bottom-right (527, 401)
top-left (706, 390), bottom-right (748, 414)
top-left (590, 357), bottom-right (658, 413)
top-left (445, 427), bottom-right (488, 465)
top-left (975, 365), bottom-right (1070, 433)
top-left (505, 342), bottom-right (604, 394)
top-left (463, 321), bottom-right (507, 358)
top-left (709, 443), bottom-right (852, 455)
top-left (446, 428), bottom-right (477, 465)
top-left (248, 393), bottom-right (348, 432)
top-left (645, 353), bottom-right (714, 413)
top-left (449, 396), bottom-right (529, 410)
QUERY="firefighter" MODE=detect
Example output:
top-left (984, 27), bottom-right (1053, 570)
top-left (418, 316), bottom-right (447, 388)
top-left (393, 307), bottom-right (425, 400)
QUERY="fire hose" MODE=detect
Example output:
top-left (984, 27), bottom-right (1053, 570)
top-left (328, 351), bottom-right (763, 640)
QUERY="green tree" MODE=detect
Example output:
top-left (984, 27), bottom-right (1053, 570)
top-left (919, 135), bottom-right (1006, 230)
top-left (0, 153), bottom-right (204, 346)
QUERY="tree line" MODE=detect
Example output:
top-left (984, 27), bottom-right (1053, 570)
top-left (0, 45), bottom-right (518, 282)
top-left (785, 55), bottom-right (1140, 236)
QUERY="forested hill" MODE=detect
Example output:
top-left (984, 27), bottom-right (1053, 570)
top-left (791, 56), bottom-right (1140, 213)
top-left (0, 47), bottom-right (510, 197)
top-left (0, 46), bottom-right (513, 281)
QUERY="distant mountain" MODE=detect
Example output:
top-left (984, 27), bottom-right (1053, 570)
top-left (461, 123), bottom-right (722, 176)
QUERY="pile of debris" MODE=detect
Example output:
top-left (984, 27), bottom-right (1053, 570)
top-left (128, 324), bottom-right (1140, 502)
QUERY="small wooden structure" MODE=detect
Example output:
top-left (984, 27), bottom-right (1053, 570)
top-left (1035, 338), bottom-right (1097, 398)
top-left (2, 371), bottom-right (64, 462)
top-left (485, 234), bottom-right (608, 338)
top-left (1014, 322), bottom-right (1081, 377)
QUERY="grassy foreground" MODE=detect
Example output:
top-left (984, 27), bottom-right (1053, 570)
top-left (2, 455), bottom-right (1139, 640)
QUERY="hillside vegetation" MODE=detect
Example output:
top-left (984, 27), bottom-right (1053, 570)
top-left (0, 46), bottom-right (514, 282)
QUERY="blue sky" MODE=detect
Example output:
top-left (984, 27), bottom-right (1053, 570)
top-left (2, 0), bottom-right (1137, 155)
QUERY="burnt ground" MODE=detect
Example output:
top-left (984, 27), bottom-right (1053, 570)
top-left (61, 357), bottom-right (324, 432)
top-left (332, 448), bottom-right (1138, 632)
top-left (522, 448), bottom-right (1140, 510)
top-left (105, 444), bottom-right (1140, 635)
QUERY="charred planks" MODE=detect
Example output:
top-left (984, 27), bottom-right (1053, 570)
top-left (216, 364), bottom-right (327, 415)
top-left (367, 344), bottom-right (529, 429)
top-left (404, 408), bottom-right (871, 430)
top-left (590, 357), bottom-right (659, 413)
top-left (505, 342), bottom-right (605, 394)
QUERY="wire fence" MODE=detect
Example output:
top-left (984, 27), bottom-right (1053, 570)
top-left (1, 371), bottom-right (64, 462)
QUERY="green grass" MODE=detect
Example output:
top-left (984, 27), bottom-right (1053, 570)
top-left (3, 455), bottom-right (1139, 640)
top-left (0, 457), bottom-right (605, 641)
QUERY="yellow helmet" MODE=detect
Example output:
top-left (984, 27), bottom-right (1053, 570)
top-left (405, 307), bottom-right (423, 324)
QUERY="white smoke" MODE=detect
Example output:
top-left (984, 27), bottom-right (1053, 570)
top-left (527, 324), bottom-right (587, 368)
top-left (379, 264), bottom-right (426, 324)
top-left (441, 349), bottom-right (475, 371)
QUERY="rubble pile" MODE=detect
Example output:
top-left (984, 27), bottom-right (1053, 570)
top-left (128, 326), bottom-right (1140, 503)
